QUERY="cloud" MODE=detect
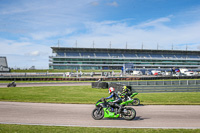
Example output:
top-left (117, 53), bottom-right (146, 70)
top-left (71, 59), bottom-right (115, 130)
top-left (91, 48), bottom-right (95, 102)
top-left (28, 51), bottom-right (40, 56)
top-left (30, 32), bottom-right (60, 40)
top-left (0, 0), bottom-right (96, 36)
top-left (137, 17), bottom-right (172, 28)
top-left (0, 38), bottom-right (51, 67)
top-left (107, 1), bottom-right (118, 7)
top-left (0, 39), bottom-right (32, 55)
top-left (29, 28), bottom-right (76, 40)
top-left (90, 1), bottom-right (99, 6)
top-left (5, 54), bottom-right (49, 69)
top-left (31, 58), bottom-right (37, 61)
top-left (1, 0), bottom-right (200, 69)
top-left (0, 40), bottom-right (48, 55)
top-left (61, 16), bottom-right (200, 50)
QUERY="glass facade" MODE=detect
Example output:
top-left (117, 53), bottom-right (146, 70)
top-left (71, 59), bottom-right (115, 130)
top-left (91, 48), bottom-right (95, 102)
top-left (49, 47), bottom-right (200, 70)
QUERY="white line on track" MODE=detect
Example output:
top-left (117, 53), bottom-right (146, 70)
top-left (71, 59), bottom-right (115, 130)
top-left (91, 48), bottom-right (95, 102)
top-left (1, 122), bottom-right (200, 129)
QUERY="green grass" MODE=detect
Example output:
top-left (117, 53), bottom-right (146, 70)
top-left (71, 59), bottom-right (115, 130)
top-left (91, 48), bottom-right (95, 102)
top-left (0, 124), bottom-right (199, 133)
top-left (137, 92), bottom-right (200, 105)
top-left (0, 80), bottom-right (93, 83)
top-left (0, 86), bottom-right (107, 104)
top-left (0, 86), bottom-right (200, 104)
top-left (0, 87), bottom-right (200, 132)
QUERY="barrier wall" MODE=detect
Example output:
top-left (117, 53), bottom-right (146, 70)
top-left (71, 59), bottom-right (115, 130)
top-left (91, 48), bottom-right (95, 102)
top-left (92, 80), bottom-right (200, 93)
top-left (1, 75), bottom-right (200, 81)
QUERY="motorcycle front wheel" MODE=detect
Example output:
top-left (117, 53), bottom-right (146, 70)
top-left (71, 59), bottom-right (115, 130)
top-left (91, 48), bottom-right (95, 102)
top-left (132, 98), bottom-right (140, 106)
top-left (91, 108), bottom-right (104, 120)
top-left (122, 107), bottom-right (136, 120)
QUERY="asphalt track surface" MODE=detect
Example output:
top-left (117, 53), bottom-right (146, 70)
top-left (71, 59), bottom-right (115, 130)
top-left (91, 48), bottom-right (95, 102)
top-left (0, 102), bottom-right (200, 129)
top-left (0, 82), bottom-right (91, 87)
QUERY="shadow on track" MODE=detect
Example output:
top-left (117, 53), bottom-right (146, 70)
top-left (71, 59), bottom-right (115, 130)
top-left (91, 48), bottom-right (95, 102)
top-left (102, 116), bottom-right (148, 121)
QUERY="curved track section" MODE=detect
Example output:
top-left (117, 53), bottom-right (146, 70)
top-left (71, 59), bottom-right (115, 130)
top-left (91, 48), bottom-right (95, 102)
top-left (0, 102), bottom-right (200, 129)
top-left (0, 82), bottom-right (91, 87)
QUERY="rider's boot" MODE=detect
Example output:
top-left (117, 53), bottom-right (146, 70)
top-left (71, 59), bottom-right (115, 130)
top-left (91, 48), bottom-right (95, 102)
top-left (118, 105), bottom-right (123, 113)
top-left (114, 104), bottom-right (122, 113)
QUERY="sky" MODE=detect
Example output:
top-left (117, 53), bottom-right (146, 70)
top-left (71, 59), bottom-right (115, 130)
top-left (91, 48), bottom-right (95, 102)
top-left (1, 0), bottom-right (200, 69)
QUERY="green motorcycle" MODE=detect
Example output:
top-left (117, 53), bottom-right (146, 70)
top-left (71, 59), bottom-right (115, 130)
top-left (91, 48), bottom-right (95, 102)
top-left (118, 92), bottom-right (140, 106)
top-left (91, 97), bottom-right (136, 120)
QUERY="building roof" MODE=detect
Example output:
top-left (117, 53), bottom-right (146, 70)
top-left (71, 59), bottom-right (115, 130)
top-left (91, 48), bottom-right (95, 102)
top-left (51, 47), bottom-right (200, 54)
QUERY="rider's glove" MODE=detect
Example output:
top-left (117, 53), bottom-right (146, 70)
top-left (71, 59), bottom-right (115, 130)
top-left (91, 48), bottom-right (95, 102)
top-left (101, 97), bottom-right (105, 101)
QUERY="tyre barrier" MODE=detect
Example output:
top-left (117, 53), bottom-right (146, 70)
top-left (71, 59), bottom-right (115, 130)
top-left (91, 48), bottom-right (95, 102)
top-left (91, 82), bottom-right (108, 89)
top-left (92, 82), bottom-right (132, 92)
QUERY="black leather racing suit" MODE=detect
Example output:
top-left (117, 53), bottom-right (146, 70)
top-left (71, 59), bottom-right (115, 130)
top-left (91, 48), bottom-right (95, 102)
top-left (106, 92), bottom-right (122, 112)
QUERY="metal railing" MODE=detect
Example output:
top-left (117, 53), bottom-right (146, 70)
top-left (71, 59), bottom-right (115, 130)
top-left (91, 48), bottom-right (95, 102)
top-left (49, 55), bottom-right (200, 60)
top-left (0, 73), bottom-right (63, 78)
top-left (110, 80), bottom-right (200, 93)
top-left (115, 80), bottom-right (200, 86)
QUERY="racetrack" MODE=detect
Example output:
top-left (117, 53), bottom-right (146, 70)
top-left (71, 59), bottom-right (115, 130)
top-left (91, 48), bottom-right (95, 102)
top-left (0, 82), bottom-right (91, 88)
top-left (0, 102), bottom-right (200, 129)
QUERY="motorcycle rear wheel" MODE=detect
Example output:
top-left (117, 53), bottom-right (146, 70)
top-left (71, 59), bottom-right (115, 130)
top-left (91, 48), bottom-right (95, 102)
top-left (122, 107), bottom-right (136, 120)
top-left (91, 108), bottom-right (104, 120)
top-left (132, 98), bottom-right (140, 106)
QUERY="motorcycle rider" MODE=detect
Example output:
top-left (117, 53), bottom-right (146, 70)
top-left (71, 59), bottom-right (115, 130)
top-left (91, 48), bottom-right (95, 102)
top-left (122, 86), bottom-right (132, 101)
top-left (105, 87), bottom-right (122, 113)
top-left (122, 86), bottom-right (132, 93)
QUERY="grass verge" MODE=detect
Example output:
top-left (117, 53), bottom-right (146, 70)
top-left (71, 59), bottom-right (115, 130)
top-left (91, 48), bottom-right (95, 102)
top-left (0, 124), bottom-right (200, 133)
top-left (0, 86), bottom-right (200, 104)
top-left (0, 80), bottom-right (94, 83)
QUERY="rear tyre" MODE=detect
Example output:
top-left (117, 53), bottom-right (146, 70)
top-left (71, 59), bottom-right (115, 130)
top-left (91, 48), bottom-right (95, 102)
top-left (132, 98), bottom-right (140, 106)
top-left (122, 107), bottom-right (136, 120)
top-left (91, 108), bottom-right (104, 120)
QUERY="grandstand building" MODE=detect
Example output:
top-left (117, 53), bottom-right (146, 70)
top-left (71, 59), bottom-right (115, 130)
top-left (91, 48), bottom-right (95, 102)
top-left (49, 47), bottom-right (200, 70)
top-left (0, 56), bottom-right (10, 72)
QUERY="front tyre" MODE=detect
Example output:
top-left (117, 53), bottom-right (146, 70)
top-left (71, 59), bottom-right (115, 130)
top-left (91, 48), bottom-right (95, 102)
top-left (7, 84), bottom-right (11, 87)
top-left (132, 98), bottom-right (140, 106)
top-left (122, 107), bottom-right (136, 120)
top-left (91, 108), bottom-right (104, 120)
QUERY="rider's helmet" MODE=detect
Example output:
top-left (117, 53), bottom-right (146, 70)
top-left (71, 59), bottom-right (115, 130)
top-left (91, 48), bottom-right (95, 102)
top-left (108, 87), bottom-right (115, 94)
top-left (122, 86), bottom-right (127, 91)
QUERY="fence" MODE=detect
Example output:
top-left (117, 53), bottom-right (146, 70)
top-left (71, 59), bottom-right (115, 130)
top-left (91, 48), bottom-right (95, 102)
top-left (109, 80), bottom-right (200, 93)
top-left (0, 73), bottom-right (63, 78)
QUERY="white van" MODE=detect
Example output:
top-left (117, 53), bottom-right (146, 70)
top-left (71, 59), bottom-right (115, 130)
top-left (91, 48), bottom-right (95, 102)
top-left (184, 71), bottom-right (195, 76)
top-left (132, 70), bottom-right (143, 75)
top-left (180, 68), bottom-right (188, 74)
